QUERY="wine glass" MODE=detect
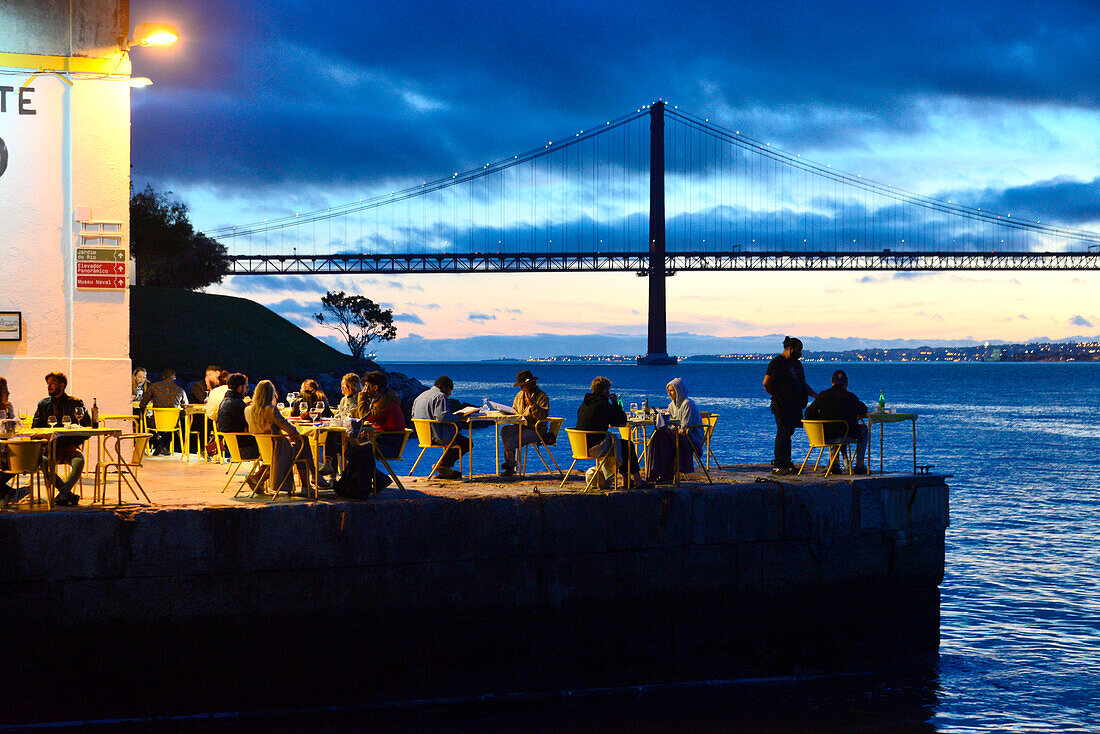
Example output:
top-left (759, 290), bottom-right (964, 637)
top-left (47, 415), bottom-right (57, 428)
top-left (299, 401), bottom-right (309, 418)
top-left (61, 415), bottom-right (73, 428)
top-left (309, 406), bottom-right (322, 422)
top-left (630, 402), bottom-right (639, 415)
top-left (74, 406), bottom-right (85, 424)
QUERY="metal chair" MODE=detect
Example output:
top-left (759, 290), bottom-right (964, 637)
top-left (408, 419), bottom-right (466, 479)
top-left (672, 423), bottom-right (714, 485)
top-left (561, 429), bottom-right (619, 492)
top-left (253, 433), bottom-right (314, 500)
top-left (372, 428), bottom-right (413, 496)
top-left (2, 438), bottom-right (48, 508)
top-left (94, 433), bottom-right (154, 505)
top-left (220, 432), bottom-right (260, 496)
top-left (521, 417), bottom-right (564, 477)
top-left (798, 420), bottom-right (857, 477)
top-left (149, 407), bottom-right (186, 460)
top-left (699, 412), bottom-right (722, 470)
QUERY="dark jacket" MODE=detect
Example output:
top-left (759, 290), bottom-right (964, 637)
top-left (217, 391), bottom-right (258, 459)
top-left (32, 394), bottom-right (91, 428)
top-left (766, 354), bottom-right (811, 419)
top-left (804, 385), bottom-right (868, 440)
top-left (576, 392), bottom-right (628, 450)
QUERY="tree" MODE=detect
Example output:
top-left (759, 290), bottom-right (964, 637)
top-left (130, 184), bottom-right (231, 290)
top-left (314, 291), bottom-right (397, 359)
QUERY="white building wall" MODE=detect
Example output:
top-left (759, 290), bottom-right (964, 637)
top-left (0, 0), bottom-right (132, 417)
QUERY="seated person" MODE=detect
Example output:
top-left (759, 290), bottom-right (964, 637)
top-left (216, 373), bottom-right (265, 489)
top-left (334, 373), bottom-right (363, 418)
top-left (804, 369), bottom-right (869, 474)
top-left (204, 370), bottom-right (231, 422)
top-left (666, 377), bottom-right (705, 456)
top-left (31, 371), bottom-right (92, 506)
top-left (499, 369), bottom-right (550, 477)
top-left (139, 368), bottom-right (188, 455)
top-left (360, 371), bottom-right (406, 458)
top-left (246, 380), bottom-right (316, 495)
top-left (0, 376), bottom-right (24, 505)
top-left (132, 367), bottom-right (148, 403)
top-left (189, 364), bottom-right (222, 405)
top-left (290, 379), bottom-right (333, 419)
top-left (410, 376), bottom-right (468, 480)
top-left (576, 376), bottom-right (645, 488)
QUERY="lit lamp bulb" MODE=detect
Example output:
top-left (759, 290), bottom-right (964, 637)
top-left (132, 22), bottom-right (179, 47)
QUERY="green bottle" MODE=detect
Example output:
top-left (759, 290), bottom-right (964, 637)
top-left (878, 389), bottom-right (886, 413)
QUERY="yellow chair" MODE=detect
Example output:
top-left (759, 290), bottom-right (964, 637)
top-left (561, 429), bottom-right (619, 492)
top-left (672, 423), bottom-right (714, 485)
top-left (220, 432), bottom-right (260, 496)
top-left (2, 438), bottom-right (48, 508)
top-left (798, 420), bottom-right (856, 477)
top-left (371, 428), bottom-right (413, 496)
top-left (253, 433), bottom-right (314, 500)
top-left (409, 419), bottom-right (467, 479)
top-left (149, 408), bottom-right (186, 461)
top-left (522, 417), bottom-right (564, 477)
top-left (94, 433), bottom-right (153, 505)
top-left (700, 412), bottom-right (722, 470)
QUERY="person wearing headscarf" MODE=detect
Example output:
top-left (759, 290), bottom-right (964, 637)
top-left (665, 377), bottom-right (705, 454)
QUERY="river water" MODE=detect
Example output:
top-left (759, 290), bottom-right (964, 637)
top-left (361, 360), bottom-right (1098, 733)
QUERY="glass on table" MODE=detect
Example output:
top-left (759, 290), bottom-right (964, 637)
top-left (61, 415), bottom-right (73, 428)
top-left (630, 403), bottom-right (638, 415)
top-left (298, 401), bottom-right (309, 417)
top-left (74, 406), bottom-right (85, 423)
top-left (47, 415), bottom-right (57, 428)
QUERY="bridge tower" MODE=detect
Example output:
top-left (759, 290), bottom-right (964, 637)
top-left (637, 100), bottom-right (677, 366)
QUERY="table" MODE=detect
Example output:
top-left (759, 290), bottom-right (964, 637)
top-left (623, 416), bottom-right (656, 473)
top-left (184, 404), bottom-right (209, 460)
top-left (22, 427), bottom-right (122, 508)
top-left (469, 411), bottom-right (525, 478)
top-left (294, 421), bottom-right (351, 493)
top-left (865, 411), bottom-right (918, 474)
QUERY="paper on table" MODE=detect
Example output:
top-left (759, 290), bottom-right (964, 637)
top-left (488, 401), bottom-right (515, 414)
top-left (455, 406), bottom-right (482, 416)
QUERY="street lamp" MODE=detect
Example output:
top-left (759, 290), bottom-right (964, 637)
top-left (129, 23), bottom-right (179, 49)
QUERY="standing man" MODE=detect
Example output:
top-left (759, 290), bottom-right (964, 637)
top-left (763, 336), bottom-right (817, 476)
top-left (140, 368), bottom-right (188, 455)
top-left (32, 371), bottom-right (91, 506)
top-left (499, 370), bottom-right (549, 477)
top-left (411, 376), bottom-right (468, 480)
top-left (804, 369), bottom-right (869, 474)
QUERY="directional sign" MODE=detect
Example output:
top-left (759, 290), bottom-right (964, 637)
top-left (77, 261), bottom-right (127, 275)
top-left (76, 246), bottom-right (127, 263)
top-left (76, 274), bottom-right (128, 290)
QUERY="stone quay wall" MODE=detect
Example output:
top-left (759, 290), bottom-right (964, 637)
top-left (0, 474), bottom-right (948, 722)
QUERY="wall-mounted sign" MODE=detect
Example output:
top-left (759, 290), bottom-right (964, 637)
top-left (75, 246), bottom-right (127, 290)
top-left (0, 312), bottom-right (21, 341)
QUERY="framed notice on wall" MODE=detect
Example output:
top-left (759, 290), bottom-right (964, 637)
top-left (0, 312), bottom-right (21, 341)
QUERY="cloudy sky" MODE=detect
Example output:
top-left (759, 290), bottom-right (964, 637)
top-left (129, 0), bottom-right (1100, 359)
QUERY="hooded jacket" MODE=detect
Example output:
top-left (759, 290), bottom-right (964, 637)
top-left (666, 377), bottom-right (705, 452)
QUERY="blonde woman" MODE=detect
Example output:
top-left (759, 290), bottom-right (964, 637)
top-left (246, 380), bottom-right (316, 495)
top-left (132, 367), bottom-right (148, 402)
top-left (334, 373), bottom-right (362, 418)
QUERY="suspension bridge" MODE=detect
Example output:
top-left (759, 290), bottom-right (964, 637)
top-left (208, 101), bottom-right (1100, 364)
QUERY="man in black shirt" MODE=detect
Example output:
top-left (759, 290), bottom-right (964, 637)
top-left (32, 371), bottom-right (91, 506)
top-left (805, 369), bottom-right (869, 474)
top-left (763, 336), bottom-right (817, 475)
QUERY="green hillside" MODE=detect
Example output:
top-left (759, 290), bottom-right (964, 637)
top-left (130, 286), bottom-right (363, 379)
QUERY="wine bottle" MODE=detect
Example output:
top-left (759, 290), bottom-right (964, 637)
top-left (877, 390), bottom-right (885, 413)
top-left (91, 397), bottom-right (99, 428)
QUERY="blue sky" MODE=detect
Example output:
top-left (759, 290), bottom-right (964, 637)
top-left (129, 0), bottom-right (1100, 359)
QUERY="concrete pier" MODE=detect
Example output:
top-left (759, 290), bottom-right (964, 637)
top-left (0, 464), bottom-right (948, 724)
